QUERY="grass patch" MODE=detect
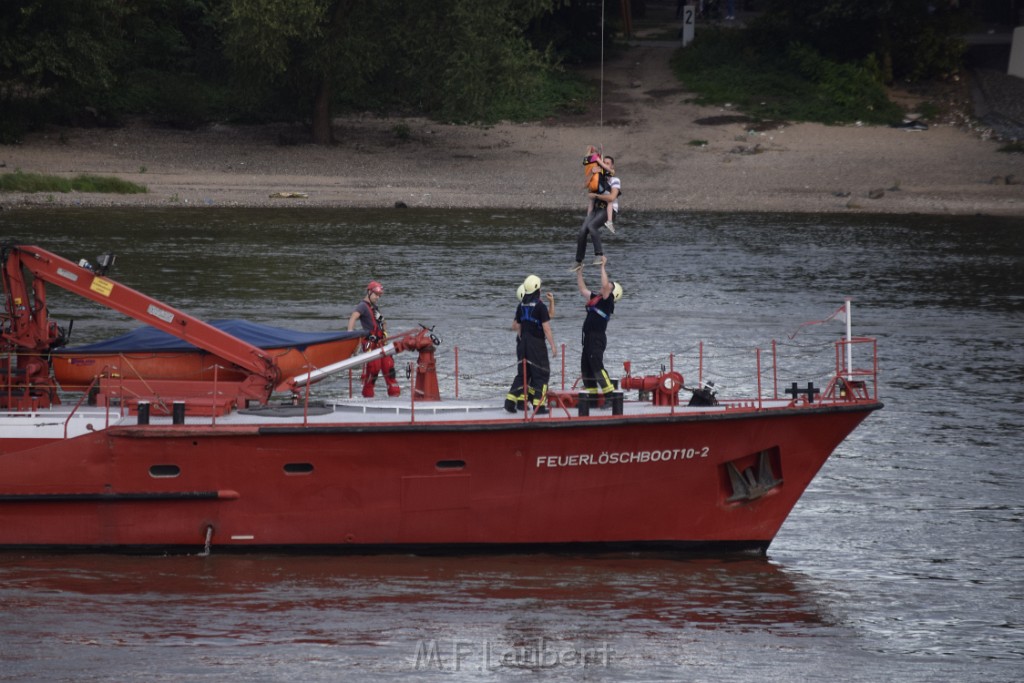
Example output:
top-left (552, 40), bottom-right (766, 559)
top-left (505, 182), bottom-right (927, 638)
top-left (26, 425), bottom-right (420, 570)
top-left (671, 28), bottom-right (903, 125)
top-left (392, 123), bottom-right (412, 141)
top-left (0, 171), bottom-right (147, 194)
top-left (466, 69), bottom-right (594, 124)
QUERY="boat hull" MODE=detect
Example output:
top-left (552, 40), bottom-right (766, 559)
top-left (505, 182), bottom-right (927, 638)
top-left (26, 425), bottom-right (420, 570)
top-left (0, 403), bottom-right (879, 553)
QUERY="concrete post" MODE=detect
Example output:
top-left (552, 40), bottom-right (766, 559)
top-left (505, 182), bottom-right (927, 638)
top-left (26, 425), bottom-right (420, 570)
top-left (1010, 26), bottom-right (1024, 79)
top-left (681, 5), bottom-right (695, 47)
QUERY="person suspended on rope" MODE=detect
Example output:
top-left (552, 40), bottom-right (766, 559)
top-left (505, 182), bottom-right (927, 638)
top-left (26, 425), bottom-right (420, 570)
top-left (576, 258), bottom-right (622, 404)
top-left (347, 280), bottom-right (401, 398)
top-left (571, 155), bottom-right (622, 273)
top-left (505, 274), bottom-right (558, 414)
top-left (582, 145), bottom-right (616, 232)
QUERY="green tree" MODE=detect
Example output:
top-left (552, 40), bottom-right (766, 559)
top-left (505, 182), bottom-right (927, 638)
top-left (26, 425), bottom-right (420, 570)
top-left (755, 0), bottom-right (968, 83)
top-left (218, 0), bottom-right (562, 143)
top-left (0, 0), bottom-right (130, 136)
top-left (112, 0), bottom-right (231, 128)
top-left (368, 0), bottom-right (561, 121)
top-left (218, 0), bottom-right (349, 142)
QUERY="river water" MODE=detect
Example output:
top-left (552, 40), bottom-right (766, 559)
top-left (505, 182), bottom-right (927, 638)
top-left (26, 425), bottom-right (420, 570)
top-left (1, 208), bottom-right (1021, 681)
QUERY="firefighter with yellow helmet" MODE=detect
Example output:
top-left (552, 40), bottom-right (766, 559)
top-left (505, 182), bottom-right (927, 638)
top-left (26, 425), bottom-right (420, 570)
top-left (506, 274), bottom-right (558, 414)
top-left (576, 256), bottom-right (622, 403)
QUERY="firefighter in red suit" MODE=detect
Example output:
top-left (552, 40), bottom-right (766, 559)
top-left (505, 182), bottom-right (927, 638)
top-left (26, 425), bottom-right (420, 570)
top-left (347, 280), bottom-right (401, 398)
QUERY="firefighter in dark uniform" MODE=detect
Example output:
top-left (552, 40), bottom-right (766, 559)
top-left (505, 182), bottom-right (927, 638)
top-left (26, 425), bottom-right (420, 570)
top-left (576, 257), bottom-right (622, 401)
top-left (505, 274), bottom-right (558, 414)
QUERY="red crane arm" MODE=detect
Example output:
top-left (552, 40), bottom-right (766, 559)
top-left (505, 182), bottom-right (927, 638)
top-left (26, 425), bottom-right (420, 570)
top-left (2, 244), bottom-right (281, 399)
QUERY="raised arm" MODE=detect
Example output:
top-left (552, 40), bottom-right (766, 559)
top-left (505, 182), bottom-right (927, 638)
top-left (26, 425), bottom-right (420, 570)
top-left (576, 268), bottom-right (590, 297)
top-left (599, 261), bottom-right (613, 298)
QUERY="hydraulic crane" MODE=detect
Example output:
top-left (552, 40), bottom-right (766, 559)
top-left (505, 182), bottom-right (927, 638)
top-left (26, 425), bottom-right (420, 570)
top-left (1, 243), bottom-right (280, 411)
top-left (1, 243), bottom-right (444, 414)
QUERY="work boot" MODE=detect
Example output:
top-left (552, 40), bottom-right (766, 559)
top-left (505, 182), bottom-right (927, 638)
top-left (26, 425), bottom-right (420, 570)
top-left (504, 398), bottom-right (517, 413)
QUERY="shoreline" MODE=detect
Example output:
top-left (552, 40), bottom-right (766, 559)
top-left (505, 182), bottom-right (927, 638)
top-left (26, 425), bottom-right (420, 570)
top-left (2, 44), bottom-right (1023, 217)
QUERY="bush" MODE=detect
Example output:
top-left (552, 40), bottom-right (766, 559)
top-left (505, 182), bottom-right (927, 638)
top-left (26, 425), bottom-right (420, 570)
top-left (107, 69), bottom-right (234, 129)
top-left (69, 175), bottom-right (148, 193)
top-left (0, 98), bottom-right (50, 145)
top-left (752, 0), bottom-right (969, 84)
top-left (481, 68), bottom-right (594, 123)
top-left (671, 28), bottom-right (903, 125)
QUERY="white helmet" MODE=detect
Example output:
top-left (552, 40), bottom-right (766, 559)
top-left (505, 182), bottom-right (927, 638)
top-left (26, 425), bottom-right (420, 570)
top-left (523, 274), bottom-right (541, 294)
top-left (612, 281), bottom-right (623, 302)
top-left (516, 284), bottom-right (525, 301)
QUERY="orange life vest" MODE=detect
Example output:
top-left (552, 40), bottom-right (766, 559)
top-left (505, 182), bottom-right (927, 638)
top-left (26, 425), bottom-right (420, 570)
top-left (584, 154), bottom-right (602, 192)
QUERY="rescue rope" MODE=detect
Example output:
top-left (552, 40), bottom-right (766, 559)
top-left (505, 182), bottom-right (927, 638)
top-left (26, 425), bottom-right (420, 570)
top-left (600, 0), bottom-right (605, 127)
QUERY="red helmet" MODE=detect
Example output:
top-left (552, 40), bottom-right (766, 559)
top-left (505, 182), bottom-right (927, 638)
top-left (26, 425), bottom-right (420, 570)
top-left (367, 280), bottom-right (384, 295)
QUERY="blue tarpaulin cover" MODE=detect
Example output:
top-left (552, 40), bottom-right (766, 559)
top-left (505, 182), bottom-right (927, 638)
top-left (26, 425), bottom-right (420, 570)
top-left (58, 320), bottom-right (363, 354)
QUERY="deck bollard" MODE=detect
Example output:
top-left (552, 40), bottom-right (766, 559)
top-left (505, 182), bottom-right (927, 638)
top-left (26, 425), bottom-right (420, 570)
top-left (172, 401), bottom-right (186, 424)
top-left (137, 401), bottom-right (150, 425)
top-left (577, 392), bottom-right (591, 417)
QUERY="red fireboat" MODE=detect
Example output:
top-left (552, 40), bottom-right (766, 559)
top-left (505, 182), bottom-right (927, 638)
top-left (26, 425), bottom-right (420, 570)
top-left (0, 243), bottom-right (881, 555)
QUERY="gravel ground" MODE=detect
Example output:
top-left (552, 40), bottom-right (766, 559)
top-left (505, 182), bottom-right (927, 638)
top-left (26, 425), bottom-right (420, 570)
top-left (970, 67), bottom-right (1024, 140)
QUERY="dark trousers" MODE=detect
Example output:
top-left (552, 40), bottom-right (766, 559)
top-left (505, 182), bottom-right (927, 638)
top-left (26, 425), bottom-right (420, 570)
top-left (507, 336), bottom-right (526, 404)
top-left (507, 333), bottom-right (550, 406)
top-left (575, 210), bottom-right (607, 263)
top-left (581, 330), bottom-right (613, 393)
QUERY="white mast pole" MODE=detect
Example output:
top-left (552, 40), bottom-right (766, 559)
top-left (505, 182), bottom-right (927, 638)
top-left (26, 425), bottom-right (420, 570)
top-left (845, 297), bottom-right (853, 381)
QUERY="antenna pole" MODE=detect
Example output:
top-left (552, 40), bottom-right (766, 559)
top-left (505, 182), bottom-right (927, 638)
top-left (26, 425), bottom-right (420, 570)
top-left (845, 298), bottom-right (853, 381)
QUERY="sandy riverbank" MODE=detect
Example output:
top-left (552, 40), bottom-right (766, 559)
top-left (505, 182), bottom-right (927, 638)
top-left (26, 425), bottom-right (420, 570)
top-left (2, 42), bottom-right (1022, 217)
